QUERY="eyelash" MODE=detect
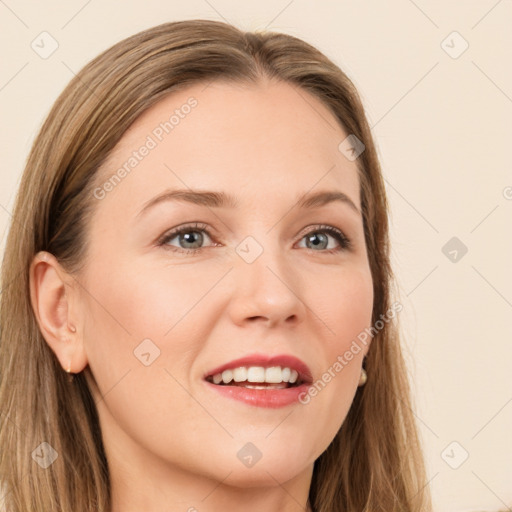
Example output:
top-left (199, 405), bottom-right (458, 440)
top-left (157, 222), bottom-right (352, 256)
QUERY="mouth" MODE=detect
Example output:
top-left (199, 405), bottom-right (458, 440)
top-left (205, 366), bottom-right (304, 389)
top-left (203, 354), bottom-right (313, 389)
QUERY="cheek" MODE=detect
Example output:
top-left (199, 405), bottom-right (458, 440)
top-left (297, 264), bottom-right (373, 446)
top-left (79, 258), bottom-right (212, 462)
top-left (325, 264), bottom-right (374, 387)
top-left (81, 253), bottom-right (210, 346)
top-left (79, 254), bottom-right (222, 405)
top-left (315, 263), bottom-right (374, 349)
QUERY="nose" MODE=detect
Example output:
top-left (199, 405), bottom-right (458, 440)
top-left (227, 239), bottom-right (306, 328)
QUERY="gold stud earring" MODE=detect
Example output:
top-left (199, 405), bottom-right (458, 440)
top-left (358, 368), bottom-right (367, 387)
top-left (65, 361), bottom-right (74, 383)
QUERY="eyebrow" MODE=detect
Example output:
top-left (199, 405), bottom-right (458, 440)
top-left (136, 188), bottom-right (361, 219)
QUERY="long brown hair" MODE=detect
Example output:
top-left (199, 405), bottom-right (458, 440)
top-left (0, 19), bottom-right (431, 511)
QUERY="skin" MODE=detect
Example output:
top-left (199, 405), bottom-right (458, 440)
top-left (30, 78), bottom-right (374, 512)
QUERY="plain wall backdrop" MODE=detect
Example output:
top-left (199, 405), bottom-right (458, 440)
top-left (1, 1), bottom-right (511, 511)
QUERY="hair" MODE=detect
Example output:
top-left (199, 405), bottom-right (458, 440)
top-left (0, 19), bottom-right (431, 512)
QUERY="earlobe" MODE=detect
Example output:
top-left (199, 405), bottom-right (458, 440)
top-left (29, 251), bottom-right (88, 374)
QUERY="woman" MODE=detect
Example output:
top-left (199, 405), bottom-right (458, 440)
top-left (0, 20), bottom-right (431, 512)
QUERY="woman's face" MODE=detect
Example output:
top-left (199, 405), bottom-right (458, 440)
top-left (74, 79), bottom-right (373, 491)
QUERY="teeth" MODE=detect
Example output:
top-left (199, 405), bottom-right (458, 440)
top-left (265, 367), bottom-right (282, 383)
top-left (247, 366), bottom-right (265, 382)
top-left (233, 367), bottom-right (247, 382)
top-left (244, 383), bottom-right (288, 390)
top-left (221, 369), bottom-right (233, 384)
top-left (211, 366), bottom-right (301, 385)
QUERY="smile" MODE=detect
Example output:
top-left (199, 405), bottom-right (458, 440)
top-left (206, 365), bottom-right (301, 388)
top-left (203, 354), bottom-right (313, 408)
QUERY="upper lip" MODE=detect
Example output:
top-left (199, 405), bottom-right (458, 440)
top-left (204, 353), bottom-right (313, 384)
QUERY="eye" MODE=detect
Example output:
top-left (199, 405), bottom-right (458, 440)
top-left (297, 225), bottom-right (352, 254)
top-left (157, 223), bottom-right (352, 256)
top-left (157, 222), bottom-right (215, 255)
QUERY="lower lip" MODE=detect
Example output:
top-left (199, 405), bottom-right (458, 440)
top-left (204, 380), bottom-right (310, 408)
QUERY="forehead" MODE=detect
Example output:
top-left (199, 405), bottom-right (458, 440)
top-left (94, 79), bottom-right (361, 215)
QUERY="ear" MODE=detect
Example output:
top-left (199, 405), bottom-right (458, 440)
top-left (29, 251), bottom-right (88, 374)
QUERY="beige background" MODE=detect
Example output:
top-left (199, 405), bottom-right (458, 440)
top-left (1, 1), bottom-right (511, 511)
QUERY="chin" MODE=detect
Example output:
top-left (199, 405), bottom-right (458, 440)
top-left (193, 443), bottom-right (315, 488)
top-left (214, 461), bottom-right (311, 488)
